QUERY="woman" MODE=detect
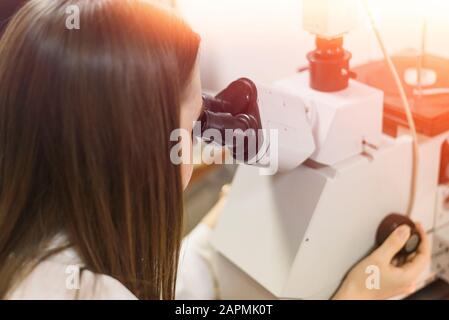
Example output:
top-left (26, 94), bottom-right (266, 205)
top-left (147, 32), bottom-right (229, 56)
top-left (0, 0), bottom-right (429, 300)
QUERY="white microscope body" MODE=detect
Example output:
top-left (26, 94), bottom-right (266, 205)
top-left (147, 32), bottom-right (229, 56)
top-left (208, 0), bottom-right (449, 299)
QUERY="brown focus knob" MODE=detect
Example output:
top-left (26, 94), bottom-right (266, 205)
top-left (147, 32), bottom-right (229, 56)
top-left (375, 213), bottom-right (421, 264)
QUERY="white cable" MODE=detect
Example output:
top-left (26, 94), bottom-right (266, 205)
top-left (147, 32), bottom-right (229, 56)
top-left (362, 0), bottom-right (419, 218)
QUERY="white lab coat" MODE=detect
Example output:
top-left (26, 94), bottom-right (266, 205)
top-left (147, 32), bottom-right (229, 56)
top-left (7, 224), bottom-right (217, 300)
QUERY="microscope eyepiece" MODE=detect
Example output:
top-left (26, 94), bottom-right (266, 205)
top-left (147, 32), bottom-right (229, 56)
top-left (196, 79), bottom-right (263, 163)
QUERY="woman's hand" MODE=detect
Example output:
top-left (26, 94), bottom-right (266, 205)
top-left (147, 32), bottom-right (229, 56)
top-left (333, 222), bottom-right (431, 300)
top-left (201, 185), bottom-right (230, 230)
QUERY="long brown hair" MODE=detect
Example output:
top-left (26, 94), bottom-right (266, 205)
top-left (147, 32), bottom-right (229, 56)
top-left (0, 0), bottom-right (200, 299)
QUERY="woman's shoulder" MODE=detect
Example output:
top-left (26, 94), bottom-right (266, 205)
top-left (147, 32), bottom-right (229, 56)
top-left (75, 269), bottom-right (138, 300)
top-left (8, 246), bottom-right (137, 300)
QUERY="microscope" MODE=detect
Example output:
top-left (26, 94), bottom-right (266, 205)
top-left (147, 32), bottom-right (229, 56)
top-left (196, 0), bottom-right (449, 299)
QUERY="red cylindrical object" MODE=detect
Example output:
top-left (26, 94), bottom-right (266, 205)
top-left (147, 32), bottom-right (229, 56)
top-left (307, 37), bottom-right (352, 92)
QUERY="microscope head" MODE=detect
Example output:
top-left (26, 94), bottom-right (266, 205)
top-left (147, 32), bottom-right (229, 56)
top-left (198, 78), bottom-right (316, 174)
top-left (197, 72), bottom-right (384, 173)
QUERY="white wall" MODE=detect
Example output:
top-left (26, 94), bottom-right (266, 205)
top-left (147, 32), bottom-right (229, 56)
top-left (177, 0), bottom-right (449, 91)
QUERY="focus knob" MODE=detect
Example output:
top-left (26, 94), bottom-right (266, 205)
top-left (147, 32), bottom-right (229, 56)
top-left (375, 213), bottom-right (421, 264)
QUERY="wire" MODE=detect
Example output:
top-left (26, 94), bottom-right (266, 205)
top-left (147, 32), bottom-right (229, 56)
top-left (362, 0), bottom-right (420, 218)
top-left (416, 16), bottom-right (427, 98)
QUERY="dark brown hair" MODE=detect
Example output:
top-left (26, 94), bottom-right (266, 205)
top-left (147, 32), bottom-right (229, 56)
top-left (0, 0), bottom-right (200, 299)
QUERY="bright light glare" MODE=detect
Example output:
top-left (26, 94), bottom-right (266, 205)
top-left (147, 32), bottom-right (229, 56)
top-left (365, 0), bottom-right (449, 26)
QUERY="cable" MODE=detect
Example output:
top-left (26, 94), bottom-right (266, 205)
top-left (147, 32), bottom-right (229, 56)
top-left (362, 0), bottom-right (420, 218)
top-left (416, 16), bottom-right (427, 98)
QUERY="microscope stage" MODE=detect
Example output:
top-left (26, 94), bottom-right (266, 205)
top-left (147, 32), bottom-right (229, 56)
top-left (354, 55), bottom-right (449, 137)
